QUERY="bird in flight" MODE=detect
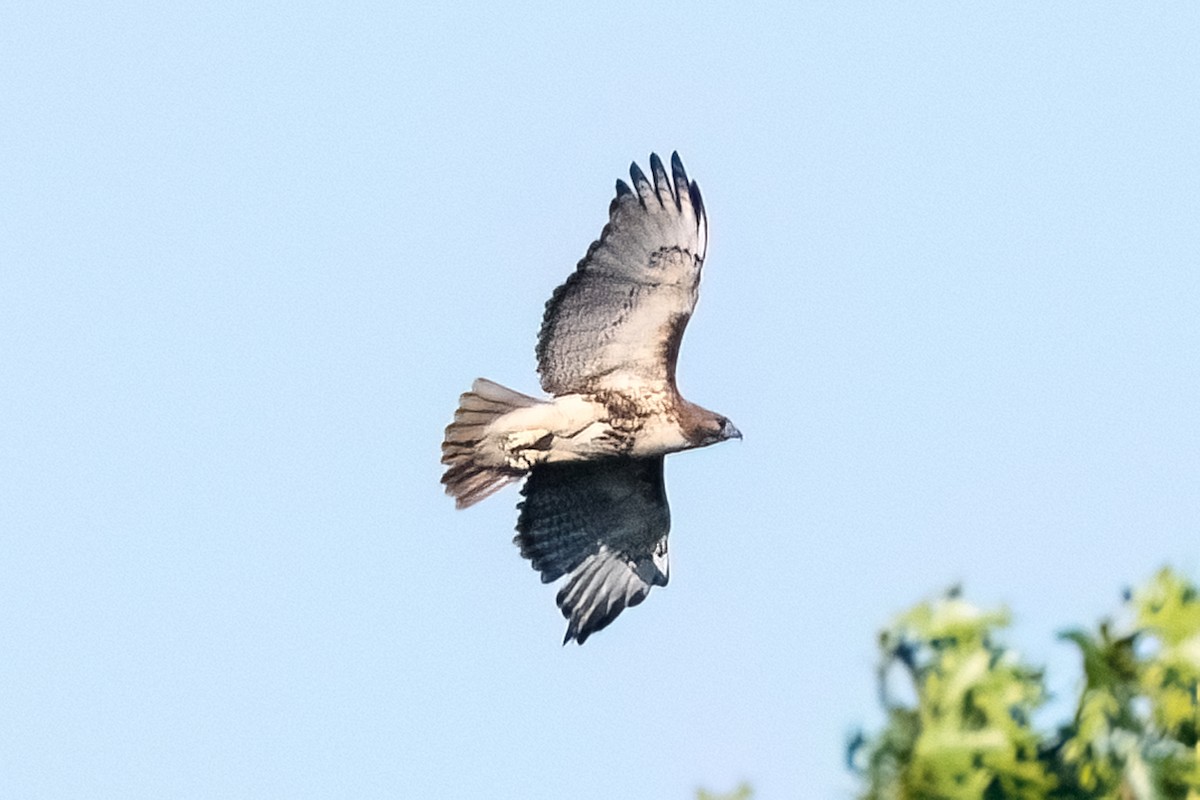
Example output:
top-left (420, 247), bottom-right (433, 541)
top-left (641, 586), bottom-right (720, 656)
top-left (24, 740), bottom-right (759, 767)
top-left (441, 152), bottom-right (740, 644)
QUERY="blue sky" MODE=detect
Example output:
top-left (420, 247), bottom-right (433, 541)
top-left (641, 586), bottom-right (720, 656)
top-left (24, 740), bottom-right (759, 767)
top-left (3, 3), bottom-right (1199, 798)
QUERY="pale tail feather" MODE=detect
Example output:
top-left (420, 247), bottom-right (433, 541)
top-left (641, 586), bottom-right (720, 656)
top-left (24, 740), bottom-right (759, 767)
top-left (441, 378), bottom-right (540, 509)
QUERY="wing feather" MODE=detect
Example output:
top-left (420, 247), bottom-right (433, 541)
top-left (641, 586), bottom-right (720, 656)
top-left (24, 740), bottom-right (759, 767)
top-left (536, 152), bottom-right (708, 394)
top-left (513, 457), bottom-right (670, 644)
top-left (649, 153), bottom-right (674, 208)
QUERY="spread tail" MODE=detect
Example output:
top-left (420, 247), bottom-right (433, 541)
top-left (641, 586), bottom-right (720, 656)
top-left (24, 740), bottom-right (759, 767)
top-left (441, 378), bottom-right (540, 509)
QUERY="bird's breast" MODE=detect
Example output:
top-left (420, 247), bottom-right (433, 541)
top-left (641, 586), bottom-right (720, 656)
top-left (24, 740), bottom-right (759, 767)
top-left (588, 388), bottom-right (692, 458)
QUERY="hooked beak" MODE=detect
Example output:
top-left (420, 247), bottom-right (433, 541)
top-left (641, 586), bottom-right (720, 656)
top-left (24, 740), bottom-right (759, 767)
top-left (723, 420), bottom-right (743, 441)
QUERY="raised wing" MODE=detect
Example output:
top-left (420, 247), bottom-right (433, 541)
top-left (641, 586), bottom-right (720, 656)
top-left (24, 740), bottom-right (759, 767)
top-left (514, 457), bottom-right (670, 644)
top-left (536, 152), bottom-right (708, 395)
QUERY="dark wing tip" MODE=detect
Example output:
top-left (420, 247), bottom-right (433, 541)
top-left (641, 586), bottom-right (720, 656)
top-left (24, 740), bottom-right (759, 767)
top-left (648, 152), bottom-right (666, 184)
top-left (629, 161), bottom-right (649, 189)
top-left (670, 152), bottom-right (689, 196)
top-left (563, 598), bottom-right (628, 646)
top-left (648, 152), bottom-right (673, 207)
top-left (564, 626), bottom-right (589, 645)
top-left (689, 179), bottom-right (704, 221)
top-left (628, 161), bottom-right (654, 208)
top-left (615, 178), bottom-right (632, 197)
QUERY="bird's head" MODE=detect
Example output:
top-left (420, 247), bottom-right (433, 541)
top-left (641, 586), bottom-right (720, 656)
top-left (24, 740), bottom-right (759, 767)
top-left (693, 412), bottom-right (742, 447)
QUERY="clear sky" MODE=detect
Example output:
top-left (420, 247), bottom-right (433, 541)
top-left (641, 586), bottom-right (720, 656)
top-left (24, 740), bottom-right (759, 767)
top-left (3, 3), bottom-right (1199, 798)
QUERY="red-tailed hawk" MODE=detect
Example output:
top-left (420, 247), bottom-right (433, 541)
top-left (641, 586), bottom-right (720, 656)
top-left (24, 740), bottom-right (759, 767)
top-left (441, 153), bottom-right (740, 644)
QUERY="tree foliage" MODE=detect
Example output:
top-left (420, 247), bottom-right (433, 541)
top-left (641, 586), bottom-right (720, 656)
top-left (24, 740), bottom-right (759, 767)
top-left (849, 569), bottom-right (1200, 800)
top-left (696, 782), bottom-right (753, 800)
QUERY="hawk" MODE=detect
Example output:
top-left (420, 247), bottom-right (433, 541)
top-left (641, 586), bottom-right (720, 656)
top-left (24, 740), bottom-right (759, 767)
top-left (441, 152), bottom-right (740, 644)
